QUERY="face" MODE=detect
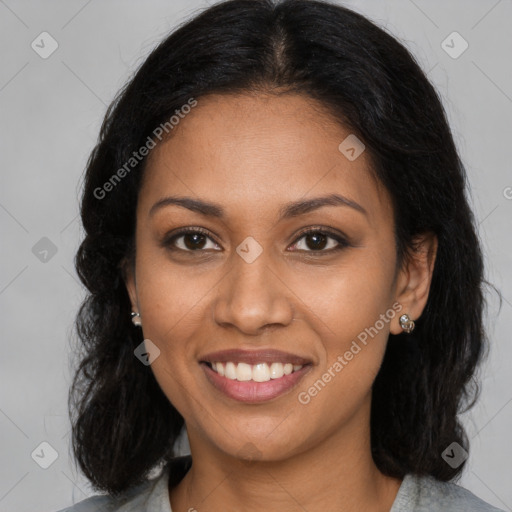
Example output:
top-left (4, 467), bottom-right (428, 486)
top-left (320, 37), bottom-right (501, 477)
top-left (124, 92), bottom-right (432, 463)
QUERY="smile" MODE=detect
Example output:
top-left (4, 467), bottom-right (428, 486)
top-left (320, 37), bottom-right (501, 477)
top-left (201, 361), bottom-right (312, 403)
top-left (208, 361), bottom-right (304, 382)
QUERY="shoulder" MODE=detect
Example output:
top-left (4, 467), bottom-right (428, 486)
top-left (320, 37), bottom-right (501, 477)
top-left (53, 456), bottom-right (192, 512)
top-left (391, 473), bottom-right (506, 512)
top-left (53, 469), bottom-right (168, 512)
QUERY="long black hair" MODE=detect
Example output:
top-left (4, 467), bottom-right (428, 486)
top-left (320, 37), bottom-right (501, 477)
top-left (70, 0), bottom-right (497, 496)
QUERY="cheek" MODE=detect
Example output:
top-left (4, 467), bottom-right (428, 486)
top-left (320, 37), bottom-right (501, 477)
top-left (293, 256), bottom-right (394, 402)
top-left (293, 252), bottom-right (394, 342)
top-left (133, 258), bottom-right (206, 394)
top-left (136, 281), bottom-right (204, 420)
top-left (294, 287), bottom-right (392, 436)
top-left (135, 245), bottom-right (206, 339)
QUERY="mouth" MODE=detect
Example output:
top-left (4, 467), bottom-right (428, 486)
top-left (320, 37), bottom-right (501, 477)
top-left (199, 349), bottom-right (313, 403)
top-left (203, 360), bottom-right (306, 381)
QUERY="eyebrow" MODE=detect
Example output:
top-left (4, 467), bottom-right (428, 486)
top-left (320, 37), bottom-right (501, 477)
top-left (149, 193), bottom-right (368, 220)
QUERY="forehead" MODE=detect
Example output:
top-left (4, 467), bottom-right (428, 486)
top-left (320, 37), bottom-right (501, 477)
top-left (139, 92), bottom-right (392, 230)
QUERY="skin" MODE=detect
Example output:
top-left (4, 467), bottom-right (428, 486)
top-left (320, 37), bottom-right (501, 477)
top-left (124, 91), bottom-right (438, 512)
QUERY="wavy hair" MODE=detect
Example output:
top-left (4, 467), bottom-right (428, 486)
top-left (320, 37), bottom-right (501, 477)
top-left (69, 0), bottom-right (497, 496)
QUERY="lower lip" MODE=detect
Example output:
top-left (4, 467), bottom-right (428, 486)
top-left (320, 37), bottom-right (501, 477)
top-left (201, 363), bottom-right (311, 403)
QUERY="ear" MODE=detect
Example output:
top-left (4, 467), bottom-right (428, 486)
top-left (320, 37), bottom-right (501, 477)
top-left (120, 256), bottom-right (138, 312)
top-left (390, 231), bottom-right (438, 335)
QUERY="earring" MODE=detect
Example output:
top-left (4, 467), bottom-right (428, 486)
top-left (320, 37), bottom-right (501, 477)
top-left (131, 311), bottom-right (142, 327)
top-left (399, 313), bottom-right (415, 333)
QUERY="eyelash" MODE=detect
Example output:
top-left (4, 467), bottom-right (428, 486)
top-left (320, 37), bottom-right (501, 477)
top-left (162, 226), bottom-right (350, 255)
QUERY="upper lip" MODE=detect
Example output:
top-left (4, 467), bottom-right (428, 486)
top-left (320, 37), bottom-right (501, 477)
top-left (200, 349), bottom-right (313, 366)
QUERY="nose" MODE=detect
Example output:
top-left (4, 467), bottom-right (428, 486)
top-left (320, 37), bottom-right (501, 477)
top-left (212, 248), bottom-right (295, 335)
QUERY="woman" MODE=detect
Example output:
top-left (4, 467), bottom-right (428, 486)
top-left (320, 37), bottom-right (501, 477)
top-left (57, 0), bottom-right (505, 510)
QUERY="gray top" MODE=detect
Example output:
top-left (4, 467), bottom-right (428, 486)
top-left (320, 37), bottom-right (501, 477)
top-left (55, 456), bottom-right (505, 512)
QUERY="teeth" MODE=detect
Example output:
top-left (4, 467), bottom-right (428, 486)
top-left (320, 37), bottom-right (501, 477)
top-left (215, 361), bottom-right (225, 377)
top-left (225, 362), bottom-right (237, 380)
top-left (253, 363), bottom-right (270, 382)
top-left (210, 361), bottom-right (304, 382)
top-left (269, 362), bottom-right (284, 379)
top-left (237, 362), bottom-right (252, 381)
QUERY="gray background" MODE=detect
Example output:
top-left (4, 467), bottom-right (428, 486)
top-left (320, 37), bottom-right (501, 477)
top-left (0, 0), bottom-right (511, 510)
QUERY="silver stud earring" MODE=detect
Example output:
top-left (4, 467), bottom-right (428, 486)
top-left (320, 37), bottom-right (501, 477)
top-left (399, 313), bottom-right (415, 334)
top-left (131, 311), bottom-right (142, 327)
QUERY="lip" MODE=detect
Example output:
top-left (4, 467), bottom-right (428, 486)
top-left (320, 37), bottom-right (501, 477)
top-left (201, 361), bottom-right (312, 403)
top-left (199, 348), bottom-right (313, 366)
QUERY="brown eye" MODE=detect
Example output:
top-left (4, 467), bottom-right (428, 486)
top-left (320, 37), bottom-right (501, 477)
top-left (162, 227), bottom-right (349, 254)
top-left (289, 228), bottom-right (349, 253)
top-left (164, 228), bottom-right (221, 252)
top-left (181, 232), bottom-right (208, 250)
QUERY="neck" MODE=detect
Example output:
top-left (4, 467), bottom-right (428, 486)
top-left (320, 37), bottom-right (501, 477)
top-left (169, 403), bottom-right (402, 512)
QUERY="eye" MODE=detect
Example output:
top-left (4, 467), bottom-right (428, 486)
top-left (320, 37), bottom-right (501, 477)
top-left (163, 227), bottom-right (221, 252)
top-left (288, 227), bottom-right (349, 253)
top-left (162, 226), bottom-right (350, 254)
